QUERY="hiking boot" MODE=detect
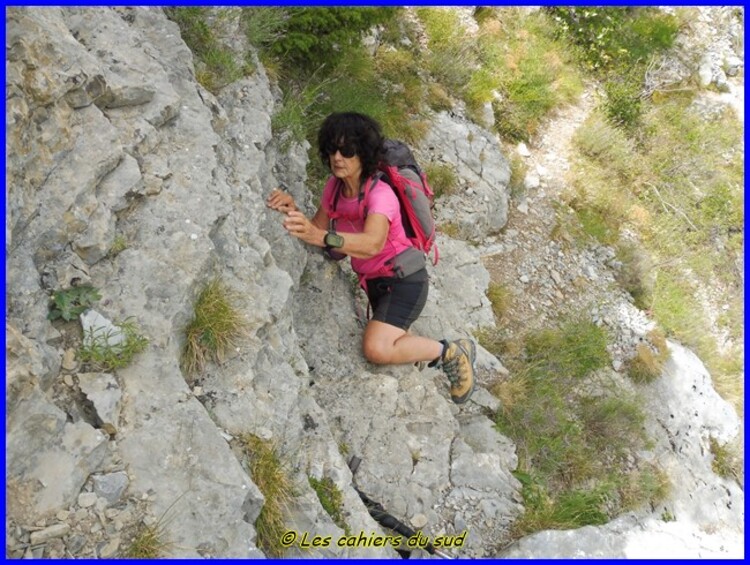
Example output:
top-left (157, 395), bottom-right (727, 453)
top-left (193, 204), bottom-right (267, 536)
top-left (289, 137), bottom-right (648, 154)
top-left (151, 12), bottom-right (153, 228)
top-left (441, 339), bottom-right (476, 404)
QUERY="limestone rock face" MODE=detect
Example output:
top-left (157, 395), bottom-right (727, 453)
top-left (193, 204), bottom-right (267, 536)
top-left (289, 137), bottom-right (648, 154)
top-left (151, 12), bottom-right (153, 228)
top-left (5, 5), bottom-right (741, 560)
top-left (420, 111), bottom-right (511, 241)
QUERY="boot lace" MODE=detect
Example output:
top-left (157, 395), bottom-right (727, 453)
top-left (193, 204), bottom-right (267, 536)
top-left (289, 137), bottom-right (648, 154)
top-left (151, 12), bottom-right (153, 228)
top-left (443, 357), bottom-right (462, 387)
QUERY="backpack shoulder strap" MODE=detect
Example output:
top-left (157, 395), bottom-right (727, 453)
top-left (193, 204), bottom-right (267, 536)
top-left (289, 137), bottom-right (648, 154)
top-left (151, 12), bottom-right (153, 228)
top-left (323, 176), bottom-right (344, 216)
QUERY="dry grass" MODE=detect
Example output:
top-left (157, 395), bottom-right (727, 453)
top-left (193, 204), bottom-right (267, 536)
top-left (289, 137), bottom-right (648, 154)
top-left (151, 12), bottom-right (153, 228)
top-left (237, 434), bottom-right (293, 557)
top-left (182, 278), bottom-right (248, 376)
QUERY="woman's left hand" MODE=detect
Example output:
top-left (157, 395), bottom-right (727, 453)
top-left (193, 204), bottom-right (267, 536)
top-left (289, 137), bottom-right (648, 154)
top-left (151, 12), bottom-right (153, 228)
top-left (283, 211), bottom-right (324, 247)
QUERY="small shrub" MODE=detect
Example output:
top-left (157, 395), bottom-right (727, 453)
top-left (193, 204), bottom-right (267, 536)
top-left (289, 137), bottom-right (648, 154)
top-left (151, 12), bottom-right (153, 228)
top-left (79, 317), bottom-right (149, 372)
top-left (573, 113), bottom-right (639, 180)
top-left (196, 47), bottom-right (246, 93)
top-left (424, 162), bottom-right (458, 200)
top-left (48, 285), bottom-right (101, 322)
top-left (182, 278), bottom-right (247, 376)
top-left (268, 7), bottom-right (397, 69)
top-left (546, 7), bottom-right (679, 129)
top-left (309, 476), bottom-right (350, 534)
top-left (545, 7), bottom-right (679, 73)
top-left (242, 7), bottom-right (288, 50)
top-left (494, 315), bottom-right (654, 539)
top-left (603, 73), bottom-right (644, 130)
top-left (272, 72), bottom-right (333, 149)
top-left (491, 374), bottom-right (529, 412)
top-left (487, 10), bottom-right (583, 142)
top-left (238, 434), bottom-right (292, 557)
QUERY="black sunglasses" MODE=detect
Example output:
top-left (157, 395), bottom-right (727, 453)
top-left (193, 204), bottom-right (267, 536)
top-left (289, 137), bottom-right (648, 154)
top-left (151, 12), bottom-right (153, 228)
top-left (325, 142), bottom-right (357, 158)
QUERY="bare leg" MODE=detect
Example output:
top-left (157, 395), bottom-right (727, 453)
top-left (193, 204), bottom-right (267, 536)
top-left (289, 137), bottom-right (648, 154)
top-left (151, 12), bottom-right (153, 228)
top-left (362, 320), bottom-right (443, 365)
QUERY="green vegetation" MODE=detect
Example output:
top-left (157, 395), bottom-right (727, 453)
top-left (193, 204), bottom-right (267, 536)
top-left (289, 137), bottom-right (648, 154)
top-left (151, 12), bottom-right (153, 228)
top-left (486, 282), bottom-right (512, 321)
top-left (110, 234), bottom-right (129, 257)
top-left (424, 162), bottom-right (458, 200)
top-left (507, 152), bottom-right (529, 200)
top-left (483, 9), bottom-right (583, 140)
top-left (120, 495), bottom-right (184, 558)
top-left (709, 437), bottom-right (741, 482)
top-left (164, 7), bottom-right (252, 93)
top-left (166, 7), bottom-right (586, 195)
top-left (486, 317), bottom-right (663, 535)
top-left (79, 317), bottom-right (149, 372)
top-left (567, 97), bottom-right (743, 410)
top-left (182, 278), bottom-right (247, 376)
top-left (48, 285), bottom-right (101, 322)
top-left (438, 222), bottom-right (460, 239)
top-left (238, 434), bottom-right (293, 557)
top-left (264, 8), bottom-right (396, 69)
top-left (415, 7), bottom-right (582, 140)
top-left (627, 330), bottom-right (669, 384)
top-left (547, 7), bottom-right (679, 129)
top-left (308, 476), bottom-right (350, 534)
top-left (121, 519), bottom-right (172, 558)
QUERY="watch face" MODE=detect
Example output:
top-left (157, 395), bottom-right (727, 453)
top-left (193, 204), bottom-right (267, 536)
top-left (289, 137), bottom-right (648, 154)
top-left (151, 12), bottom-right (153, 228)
top-left (326, 232), bottom-right (345, 248)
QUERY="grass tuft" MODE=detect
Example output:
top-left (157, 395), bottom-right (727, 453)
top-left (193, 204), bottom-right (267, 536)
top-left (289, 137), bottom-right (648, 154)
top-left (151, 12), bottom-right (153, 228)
top-left (486, 282), bottom-right (512, 321)
top-left (122, 520), bottom-right (172, 558)
top-left (238, 434), bottom-right (293, 557)
top-left (165, 7), bottom-right (249, 93)
top-left (524, 317), bottom-right (611, 379)
top-left (424, 162), bottom-right (459, 200)
top-left (627, 329), bottom-right (669, 384)
top-left (78, 317), bottom-right (149, 372)
top-left (182, 278), bottom-right (247, 376)
top-left (709, 437), bottom-right (741, 482)
top-left (308, 476), bottom-right (350, 534)
top-left (120, 495), bottom-right (185, 558)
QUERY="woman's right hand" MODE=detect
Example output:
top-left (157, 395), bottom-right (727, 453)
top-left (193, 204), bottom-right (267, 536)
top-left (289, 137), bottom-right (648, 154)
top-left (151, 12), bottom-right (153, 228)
top-left (266, 188), bottom-right (297, 213)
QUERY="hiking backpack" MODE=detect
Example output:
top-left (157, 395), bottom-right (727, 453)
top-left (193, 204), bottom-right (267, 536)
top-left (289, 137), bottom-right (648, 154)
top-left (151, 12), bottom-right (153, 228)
top-left (324, 139), bottom-right (439, 280)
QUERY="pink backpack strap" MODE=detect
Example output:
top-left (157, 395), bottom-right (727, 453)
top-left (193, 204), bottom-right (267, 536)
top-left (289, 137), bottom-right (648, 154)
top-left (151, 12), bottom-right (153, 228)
top-left (322, 176), bottom-right (343, 219)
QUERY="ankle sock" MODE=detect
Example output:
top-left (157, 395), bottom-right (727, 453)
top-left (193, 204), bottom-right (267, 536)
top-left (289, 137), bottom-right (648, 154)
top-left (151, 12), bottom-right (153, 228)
top-left (428, 339), bottom-right (449, 368)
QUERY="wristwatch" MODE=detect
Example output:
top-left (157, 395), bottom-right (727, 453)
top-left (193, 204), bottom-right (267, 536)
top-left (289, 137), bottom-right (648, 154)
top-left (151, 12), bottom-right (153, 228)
top-left (324, 230), bottom-right (345, 249)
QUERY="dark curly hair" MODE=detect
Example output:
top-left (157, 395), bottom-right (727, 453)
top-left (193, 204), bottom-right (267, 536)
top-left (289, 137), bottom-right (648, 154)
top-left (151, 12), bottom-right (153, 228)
top-left (317, 112), bottom-right (384, 183)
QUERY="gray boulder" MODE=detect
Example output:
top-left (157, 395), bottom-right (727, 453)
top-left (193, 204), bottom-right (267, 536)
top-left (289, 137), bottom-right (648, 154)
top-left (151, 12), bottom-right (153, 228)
top-left (420, 111), bottom-right (511, 241)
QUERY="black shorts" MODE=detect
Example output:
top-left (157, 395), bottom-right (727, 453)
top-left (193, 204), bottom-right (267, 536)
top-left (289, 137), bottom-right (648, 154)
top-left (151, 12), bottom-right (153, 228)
top-left (365, 268), bottom-right (429, 331)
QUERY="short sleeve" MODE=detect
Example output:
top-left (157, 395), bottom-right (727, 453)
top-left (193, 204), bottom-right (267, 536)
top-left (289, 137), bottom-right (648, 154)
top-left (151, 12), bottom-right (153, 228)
top-left (365, 180), bottom-right (400, 224)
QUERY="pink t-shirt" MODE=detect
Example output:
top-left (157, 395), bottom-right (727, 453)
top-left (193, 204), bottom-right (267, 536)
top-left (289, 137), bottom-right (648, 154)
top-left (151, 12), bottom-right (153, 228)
top-left (322, 177), bottom-right (412, 278)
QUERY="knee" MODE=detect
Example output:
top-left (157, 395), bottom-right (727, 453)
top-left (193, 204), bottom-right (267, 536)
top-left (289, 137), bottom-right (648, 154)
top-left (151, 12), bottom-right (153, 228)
top-left (363, 339), bottom-right (390, 365)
